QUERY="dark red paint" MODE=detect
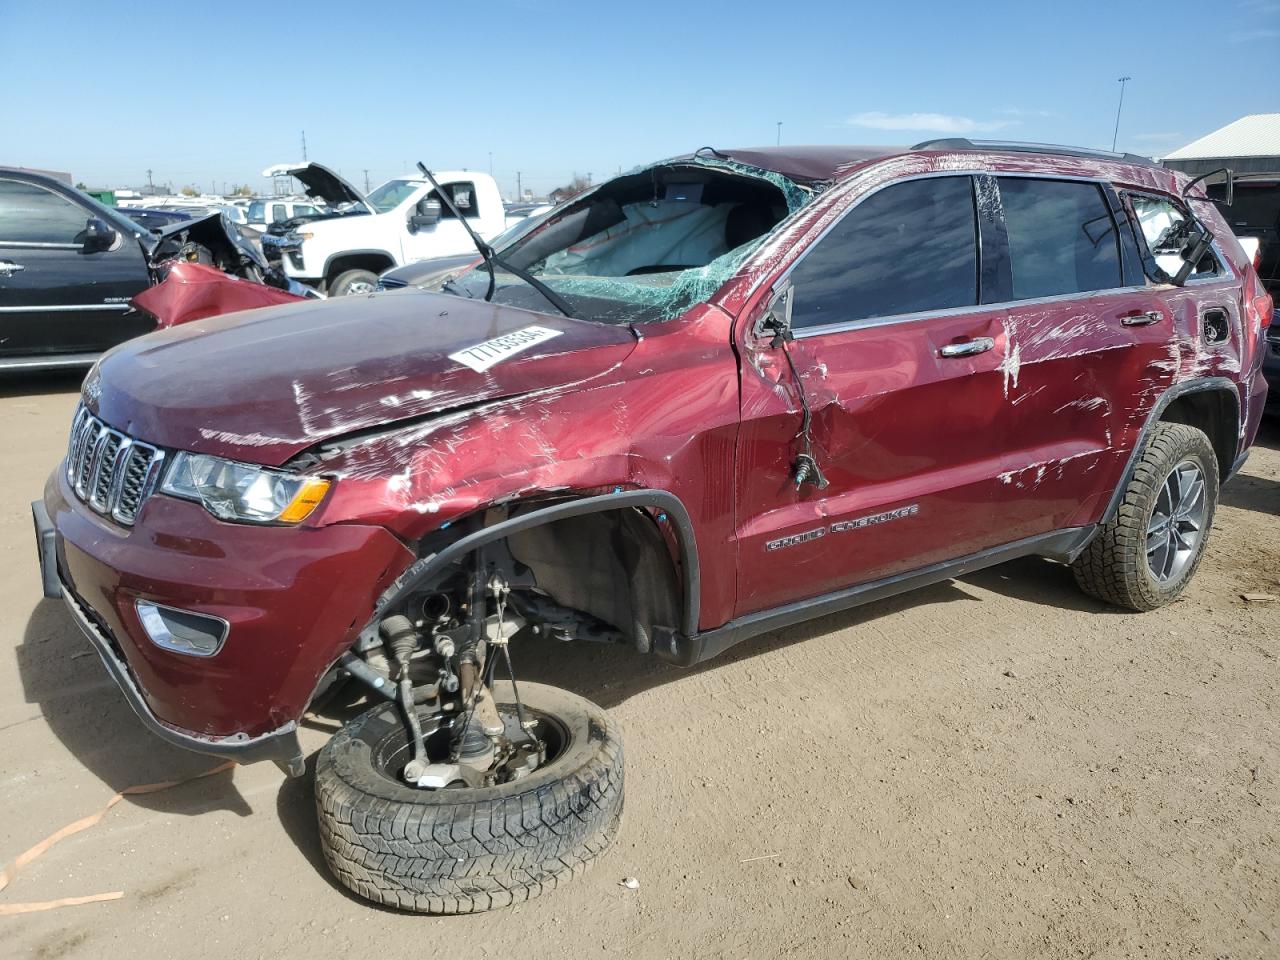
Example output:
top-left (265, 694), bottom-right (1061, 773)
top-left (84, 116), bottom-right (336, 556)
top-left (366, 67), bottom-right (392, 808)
top-left (131, 261), bottom-right (307, 330)
top-left (47, 147), bottom-right (1270, 742)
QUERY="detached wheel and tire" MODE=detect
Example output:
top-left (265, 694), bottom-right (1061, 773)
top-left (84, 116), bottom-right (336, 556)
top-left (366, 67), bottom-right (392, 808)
top-left (328, 269), bottom-right (380, 296)
top-left (315, 682), bottom-right (623, 914)
top-left (1072, 422), bottom-right (1219, 611)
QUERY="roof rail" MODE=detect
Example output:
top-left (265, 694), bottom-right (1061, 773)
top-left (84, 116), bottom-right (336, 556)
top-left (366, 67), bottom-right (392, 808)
top-left (910, 138), bottom-right (1158, 168)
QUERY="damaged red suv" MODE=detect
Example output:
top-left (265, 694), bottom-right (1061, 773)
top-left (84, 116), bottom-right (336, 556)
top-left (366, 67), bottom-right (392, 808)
top-left (33, 141), bottom-right (1272, 913)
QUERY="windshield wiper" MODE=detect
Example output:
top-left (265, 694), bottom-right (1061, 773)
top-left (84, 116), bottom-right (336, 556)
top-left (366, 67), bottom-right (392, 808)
top-left (415, 162), bottom-right (575, 319)
top-left (440, 275), bottom-right (471, 298)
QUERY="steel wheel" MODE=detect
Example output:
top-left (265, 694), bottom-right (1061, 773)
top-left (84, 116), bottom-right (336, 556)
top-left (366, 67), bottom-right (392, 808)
top-left (1146, 458), bottom-right (1206, 583)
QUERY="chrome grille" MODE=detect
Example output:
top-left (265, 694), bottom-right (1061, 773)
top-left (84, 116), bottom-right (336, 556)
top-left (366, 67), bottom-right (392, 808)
top-left (65, 406), bottom-right (166, 526)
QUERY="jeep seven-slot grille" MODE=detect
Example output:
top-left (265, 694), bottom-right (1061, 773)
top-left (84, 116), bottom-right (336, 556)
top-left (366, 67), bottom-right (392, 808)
top-left (65, 406), bottom-right (166, 526)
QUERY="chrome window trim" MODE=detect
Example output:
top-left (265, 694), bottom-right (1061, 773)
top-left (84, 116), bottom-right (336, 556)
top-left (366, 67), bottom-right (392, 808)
top-left (0, 303), bottom-right (133, 313)
top-left (0, 240), bottom-right (82, 250)
top-left (764, 168), bottom-right (1147, 339)
top-left (745, 167), bottom-right (1122, 306)
top-left (790, 283), bottom-right (1160, 340)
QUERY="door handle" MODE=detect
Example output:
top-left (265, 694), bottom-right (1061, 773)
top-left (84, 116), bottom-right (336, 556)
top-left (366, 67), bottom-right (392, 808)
top-left (0, 260), bottom-right (25, 276)
top-left (939, 337), bottom-right (995, 358)
top-left (1120, 309), bottom-right (1163, 326)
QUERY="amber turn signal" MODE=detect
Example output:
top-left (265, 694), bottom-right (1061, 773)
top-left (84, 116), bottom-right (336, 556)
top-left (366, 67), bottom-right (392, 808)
top-left (277, 477), bottom-right (332, 523)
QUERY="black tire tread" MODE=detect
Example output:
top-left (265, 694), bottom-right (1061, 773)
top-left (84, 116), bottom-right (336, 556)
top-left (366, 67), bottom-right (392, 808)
top-left (1071, 421), bottom-right (1218, 611)
top-left (314, 684), bottom-right (622, 914)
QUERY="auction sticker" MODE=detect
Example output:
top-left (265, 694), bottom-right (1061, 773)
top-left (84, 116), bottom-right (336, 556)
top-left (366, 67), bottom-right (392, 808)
top-left (449, 326), bottom-right (563, 372)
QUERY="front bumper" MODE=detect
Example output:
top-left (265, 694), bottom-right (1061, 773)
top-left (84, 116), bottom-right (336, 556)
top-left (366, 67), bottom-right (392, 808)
top-left (35, 468), bottom-right (413, 771)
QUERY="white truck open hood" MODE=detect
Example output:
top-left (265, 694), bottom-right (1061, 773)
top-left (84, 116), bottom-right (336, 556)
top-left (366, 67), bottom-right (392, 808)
top-left (261, 162), bottom-right (373, 213)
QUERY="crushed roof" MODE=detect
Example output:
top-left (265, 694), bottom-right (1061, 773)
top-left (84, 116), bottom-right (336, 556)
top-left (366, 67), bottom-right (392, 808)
top-left (696, 145), bottom-right (904, 183)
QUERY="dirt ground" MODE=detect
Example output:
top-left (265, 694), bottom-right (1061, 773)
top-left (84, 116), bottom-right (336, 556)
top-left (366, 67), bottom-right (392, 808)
top-left (1, 371), bottom-right (1276, 960)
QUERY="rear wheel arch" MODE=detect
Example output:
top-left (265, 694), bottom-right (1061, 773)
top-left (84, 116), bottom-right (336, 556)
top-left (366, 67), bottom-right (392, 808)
top-left (1156, 385), bottom-right (1239, 480)
top-left (1099, 377), bottom-right (1240, 527)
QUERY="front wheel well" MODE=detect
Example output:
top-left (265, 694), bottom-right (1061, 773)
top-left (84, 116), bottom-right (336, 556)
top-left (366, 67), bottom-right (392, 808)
top-left (1157, 387), bottom-right (1238, 478)
top-left (502, 505), bottom-right (683, 654)
top-left (360, 491), bottom-right (698, 665)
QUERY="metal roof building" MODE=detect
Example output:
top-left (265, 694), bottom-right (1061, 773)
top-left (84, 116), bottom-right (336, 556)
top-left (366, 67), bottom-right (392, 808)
top-left (1163, 114), bottom-right (1280, 177)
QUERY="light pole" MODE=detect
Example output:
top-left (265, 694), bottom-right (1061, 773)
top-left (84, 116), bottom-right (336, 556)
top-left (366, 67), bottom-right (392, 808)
top-left (776, 121), bottom-right (782, 146)
top-left (1111, 76), bottom-right (1131, 152)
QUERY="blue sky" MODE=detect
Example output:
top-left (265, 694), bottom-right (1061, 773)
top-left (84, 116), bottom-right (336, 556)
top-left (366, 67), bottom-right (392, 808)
top-left (3, 0), bottom-right (1278, 196)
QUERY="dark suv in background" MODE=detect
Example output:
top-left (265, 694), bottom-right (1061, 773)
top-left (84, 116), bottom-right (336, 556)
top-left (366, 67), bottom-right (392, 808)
top-left (0, 168), bottom-right (159, 369)
top-left (0, 167), bottom-right (275, 371)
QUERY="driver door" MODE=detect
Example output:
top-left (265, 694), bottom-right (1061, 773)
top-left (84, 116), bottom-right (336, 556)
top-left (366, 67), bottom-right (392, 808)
top-left (0, 177), bottom-right (151, 359)
top-left (734, 174), bottom-right (1012, 616)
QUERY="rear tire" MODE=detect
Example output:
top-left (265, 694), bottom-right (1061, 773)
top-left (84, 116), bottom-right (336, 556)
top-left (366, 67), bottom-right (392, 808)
top-left (314, 681), bottom-right (623, 914)
top-left (328, 269), bottom-right (380, 296)
top-left (1071, 422), bottom-right (1218, 611)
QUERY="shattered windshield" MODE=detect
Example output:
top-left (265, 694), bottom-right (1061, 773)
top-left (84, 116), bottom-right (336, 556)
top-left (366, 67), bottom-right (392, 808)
top-left (367, 179), bottom-right (419, 213)
top-left (444, 157), bottom-right (812, 323)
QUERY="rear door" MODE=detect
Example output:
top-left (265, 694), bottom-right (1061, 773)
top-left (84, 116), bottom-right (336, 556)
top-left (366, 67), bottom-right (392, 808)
top-left (0, 177), bottom-right (152, 360)
top-left (734, 174), bottom-right (1013, 616)
top-left (986, 176), bottom-right (1177, 540)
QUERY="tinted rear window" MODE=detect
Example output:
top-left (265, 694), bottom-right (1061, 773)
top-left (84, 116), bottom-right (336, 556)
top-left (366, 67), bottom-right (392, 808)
top-left (789, 175), bottom-right (978, 329)
top-left (998, 178), bottom-right (1122, 300)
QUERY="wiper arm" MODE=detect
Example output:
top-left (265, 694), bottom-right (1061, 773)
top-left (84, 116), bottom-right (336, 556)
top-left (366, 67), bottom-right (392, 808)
top-left (417, 162), bottom-right (497, 300)
top-left (416, 161), bottom-right (574, 319)
top-left (440, 275), bottom-right (472, 298)
top-left (490, 255), bottom-right (575, 319)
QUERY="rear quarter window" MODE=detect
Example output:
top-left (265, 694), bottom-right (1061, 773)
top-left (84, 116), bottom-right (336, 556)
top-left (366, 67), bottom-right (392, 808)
top-left (1128, 193), bottom-right (1222, 282)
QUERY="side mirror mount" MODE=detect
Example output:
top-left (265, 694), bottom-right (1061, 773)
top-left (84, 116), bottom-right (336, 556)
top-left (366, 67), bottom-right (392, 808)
top-left (76, 217), bottom-right (117, 253)
top-left (409, 199), bottom-right (442, 233)
top-left (755, 285), bottom-right (794, 348)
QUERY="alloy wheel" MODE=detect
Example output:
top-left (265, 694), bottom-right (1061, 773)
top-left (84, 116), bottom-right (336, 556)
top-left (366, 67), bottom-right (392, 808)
top-left (1146, 459), bottom-right (1206, 583)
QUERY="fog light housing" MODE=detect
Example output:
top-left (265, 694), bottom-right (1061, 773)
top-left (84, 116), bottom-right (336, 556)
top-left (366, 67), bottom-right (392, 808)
top-left (135, 600), bottom-right (229, 657)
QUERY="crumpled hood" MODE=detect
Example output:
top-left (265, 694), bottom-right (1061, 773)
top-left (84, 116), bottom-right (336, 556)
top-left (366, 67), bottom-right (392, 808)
top-left (90, 291), bottom-right (637, 466)
top-left (261, 162), bottom-right (371, 212)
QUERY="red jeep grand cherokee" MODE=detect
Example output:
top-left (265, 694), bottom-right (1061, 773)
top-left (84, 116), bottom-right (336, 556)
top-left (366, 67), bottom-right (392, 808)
top-left (33, 141), bottom-right (1272, 913)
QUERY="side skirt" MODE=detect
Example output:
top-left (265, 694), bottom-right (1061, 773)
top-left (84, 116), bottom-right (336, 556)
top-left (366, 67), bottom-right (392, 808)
top-left (660, 527), bottom-right (1095, 667)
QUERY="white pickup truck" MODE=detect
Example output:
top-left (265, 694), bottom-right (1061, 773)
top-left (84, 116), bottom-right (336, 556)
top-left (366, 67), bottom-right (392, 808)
top-left (262, 163), bottom-right (512, 295)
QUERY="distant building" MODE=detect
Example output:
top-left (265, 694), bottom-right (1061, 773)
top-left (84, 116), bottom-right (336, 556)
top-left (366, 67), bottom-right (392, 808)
top-left (1163, 114), bottom-right (1280, 178)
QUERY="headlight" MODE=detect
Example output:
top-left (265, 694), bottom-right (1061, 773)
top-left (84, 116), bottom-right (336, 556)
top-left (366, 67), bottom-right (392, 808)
top-left (160, 452), bottom-right (330, 524)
